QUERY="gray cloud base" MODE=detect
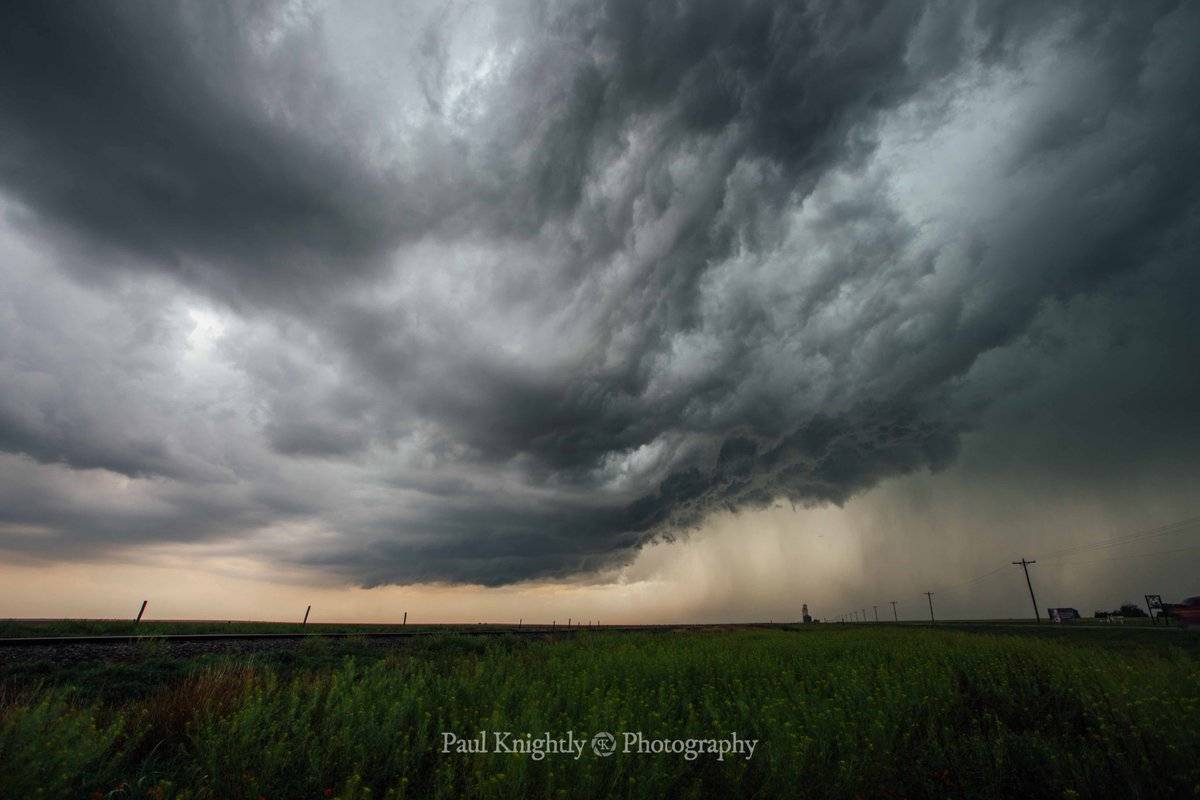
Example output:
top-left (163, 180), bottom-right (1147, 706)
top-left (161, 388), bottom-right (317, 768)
top-left (0, 0), bottom-right (1197, 584)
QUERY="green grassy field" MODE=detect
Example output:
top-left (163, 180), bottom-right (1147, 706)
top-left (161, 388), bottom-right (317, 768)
top-left (2, 626), bottom-right (1198, 799)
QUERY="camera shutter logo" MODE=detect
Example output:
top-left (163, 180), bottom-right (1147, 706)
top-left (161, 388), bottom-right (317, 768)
top-left (590, 732), bottom-right (616, 757)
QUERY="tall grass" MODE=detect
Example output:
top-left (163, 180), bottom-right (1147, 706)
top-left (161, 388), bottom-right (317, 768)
top-left (2, 628), bottom-right (1197, 799)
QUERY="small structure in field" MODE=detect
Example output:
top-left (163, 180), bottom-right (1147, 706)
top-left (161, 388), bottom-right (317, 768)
top-left (1048, 607), bottom-right (1081, 623)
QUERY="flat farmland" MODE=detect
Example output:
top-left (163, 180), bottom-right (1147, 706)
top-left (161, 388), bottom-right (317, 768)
top-left (1, 624), bottom-right (1198, 799)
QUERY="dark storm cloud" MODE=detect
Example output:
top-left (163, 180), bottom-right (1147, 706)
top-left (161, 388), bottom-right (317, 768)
top-left (0, 0), bottom-right (1198, 584)
top-left (0, 2), bottom-right (448, 304)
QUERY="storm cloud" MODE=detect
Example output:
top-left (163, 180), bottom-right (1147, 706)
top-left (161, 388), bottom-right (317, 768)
top-left (1, 0), bottom-right (1198, 585)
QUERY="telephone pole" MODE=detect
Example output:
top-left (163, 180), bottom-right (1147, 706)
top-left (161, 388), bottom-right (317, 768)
top-left (1012, 558), bottom-right (1041, 622)
top-left (873, 605), bottom-right (879, 622)
top-left (924, 592), bottom-right (935, 622)
top-left (890, 601), bottom-right (898, 622)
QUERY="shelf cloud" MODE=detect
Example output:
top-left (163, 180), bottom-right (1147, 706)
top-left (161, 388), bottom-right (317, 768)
top-left (1, 0), bottom-right (1198, 585)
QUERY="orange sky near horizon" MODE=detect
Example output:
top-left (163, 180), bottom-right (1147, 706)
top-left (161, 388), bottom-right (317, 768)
top-left (4, 445), bottom-right (1197, 626)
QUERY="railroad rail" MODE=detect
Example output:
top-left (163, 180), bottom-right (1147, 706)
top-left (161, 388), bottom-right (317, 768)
top-left (0, 623), bottom-right (791, 647)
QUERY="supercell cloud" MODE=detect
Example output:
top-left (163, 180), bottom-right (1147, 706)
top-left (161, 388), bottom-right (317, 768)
top-left (1, 1), bottom-right (1198, 585)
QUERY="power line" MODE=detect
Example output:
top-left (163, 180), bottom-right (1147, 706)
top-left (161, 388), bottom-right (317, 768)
top-left (1033, 516), bottom-right (1200, 562)
top-left (932, 562), bottom-right (1010, 594)
top-left (1050, 543), bottom-right (1200, 568)
top-left (845, 514), bottom-right (1200, 625)
top-left (956, 563), bottom-right (1011, 588)
top-left (929, 515), bottom-right (1200, 596)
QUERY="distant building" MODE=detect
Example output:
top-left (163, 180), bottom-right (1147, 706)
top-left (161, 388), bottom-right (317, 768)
top-left (802, 604), bottom-right (812, 624)
top-left (1048, 607), bottom-right (1081, 622)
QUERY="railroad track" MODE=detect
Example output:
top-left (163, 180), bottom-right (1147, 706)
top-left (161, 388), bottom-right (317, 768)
top-left (0, 630), bottom-right (518, 647)
top-left (0, 623), bottom-right (787, 647)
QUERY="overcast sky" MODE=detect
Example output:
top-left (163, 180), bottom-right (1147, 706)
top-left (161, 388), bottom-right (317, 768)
top-left (1, 0), bottom-right (1198, 622)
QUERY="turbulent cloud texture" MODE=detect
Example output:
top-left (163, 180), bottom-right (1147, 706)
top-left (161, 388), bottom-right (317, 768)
top-left (1, 0), bottom-right (1198, 584)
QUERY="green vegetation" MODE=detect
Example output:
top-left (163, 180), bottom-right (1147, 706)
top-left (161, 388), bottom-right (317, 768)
top-left (2, 627), bottom-right (1198, 799)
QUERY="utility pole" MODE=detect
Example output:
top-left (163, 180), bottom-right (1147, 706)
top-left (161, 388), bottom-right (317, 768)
top-left (403, 611), bottom-right (407, 625)
top-left (890, 601), bottom-right (898, 622)
top-left (302, 605), bottom-right (311, 625)
top-left (135, 600), bottom-right (148, 624)
top-left (924, 592), bottom-right (935, 623)
top-left (861, 608), bottom-right (867, 623)
top-left (1012, 558), bottom-right (1041, 622)
top-left (873, 605), bottom-right (879, 622)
